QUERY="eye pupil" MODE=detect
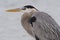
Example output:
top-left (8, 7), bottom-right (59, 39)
top-left (22, 7), bottom-right (26, 10)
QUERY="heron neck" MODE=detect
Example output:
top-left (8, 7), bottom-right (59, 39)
top-left (21, 13), bottom-right (33, 36)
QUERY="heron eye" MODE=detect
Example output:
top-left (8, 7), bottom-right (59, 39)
top-left (22, 7), bottom-right (26, 10)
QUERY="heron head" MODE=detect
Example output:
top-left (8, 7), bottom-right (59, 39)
top-left (21, 5), bottom-right (37, 13)
top-left (6, 5), bottom-right (38, 13)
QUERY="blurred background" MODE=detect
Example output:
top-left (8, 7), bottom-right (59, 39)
top-left (0, 0), bottom-right (60, 40)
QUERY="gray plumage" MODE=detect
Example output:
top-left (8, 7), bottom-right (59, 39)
top-left (30, 11), bottom-right (60, 40)
top-left (21, 5), bottom-right (60, 40)
top-left (6, 5), bottom-right (60, 40)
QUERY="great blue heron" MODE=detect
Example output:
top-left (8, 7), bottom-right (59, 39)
top-left (6, 5), bottom-right (60, 40)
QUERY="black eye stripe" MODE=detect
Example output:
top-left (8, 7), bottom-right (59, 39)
top-left (24, 5), bottom-right (35, 8)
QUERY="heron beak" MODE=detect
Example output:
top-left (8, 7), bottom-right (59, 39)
top-left (5, 8), bottom-right (22, 12)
